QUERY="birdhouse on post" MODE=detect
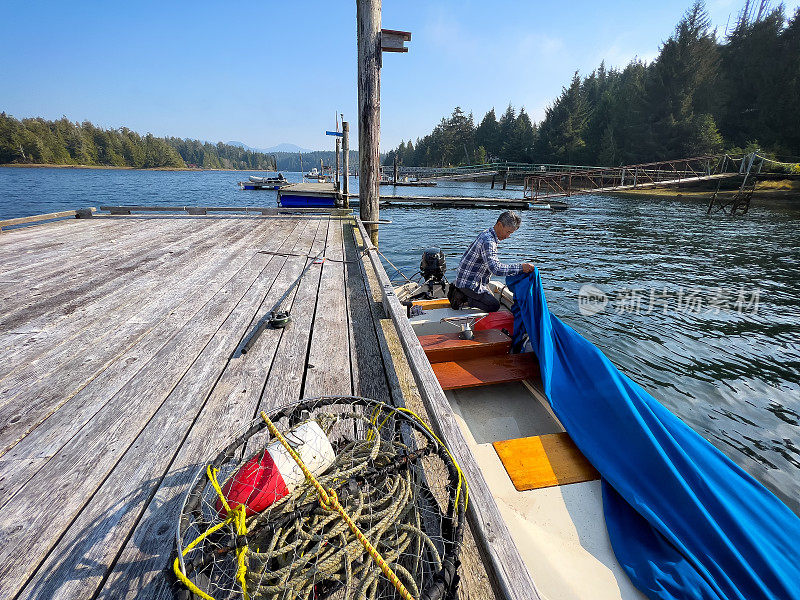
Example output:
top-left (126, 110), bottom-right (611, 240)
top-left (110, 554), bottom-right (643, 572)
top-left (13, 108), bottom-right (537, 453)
top-left (381, 29), bottom-right (411, 53)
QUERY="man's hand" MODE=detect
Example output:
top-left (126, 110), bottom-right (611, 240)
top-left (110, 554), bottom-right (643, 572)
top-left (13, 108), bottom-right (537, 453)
top-left (522, 263), bottom-right (535, 273)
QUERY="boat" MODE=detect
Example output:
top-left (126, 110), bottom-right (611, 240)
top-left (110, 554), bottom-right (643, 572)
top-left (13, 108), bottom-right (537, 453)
top-left (393, 247), bottom-right (800, 600)
top-left (379, 177), bottom-right (438, 187)
top-left (395, 262), bottom-right (642, 599)
top-left (238, 173), bottom-right (289, 190)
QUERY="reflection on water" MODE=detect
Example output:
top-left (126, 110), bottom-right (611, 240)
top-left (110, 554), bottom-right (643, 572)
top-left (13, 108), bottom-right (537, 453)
top-left (1, 167), bottom-right (799, 512)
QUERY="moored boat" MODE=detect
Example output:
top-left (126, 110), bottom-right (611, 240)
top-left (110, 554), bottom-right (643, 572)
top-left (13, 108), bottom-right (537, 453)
top-left (397, 270), bottom-right (643, 599)
top-left (238, 173), bottom-right (289, 190)
top-left (393, 247), bottom-right (800, 600)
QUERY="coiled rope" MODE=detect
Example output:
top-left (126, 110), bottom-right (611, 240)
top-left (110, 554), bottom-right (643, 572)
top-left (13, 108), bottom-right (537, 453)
top-left (174, 404), bottom-right (464, 600)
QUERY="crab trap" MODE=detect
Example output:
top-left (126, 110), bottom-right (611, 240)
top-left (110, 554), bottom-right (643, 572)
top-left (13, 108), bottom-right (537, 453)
top-left (172, 396), bottom-right (466, 600)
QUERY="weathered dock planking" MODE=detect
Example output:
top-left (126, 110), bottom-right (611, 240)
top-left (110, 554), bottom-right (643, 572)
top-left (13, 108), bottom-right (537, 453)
top-left (0, 210), bottom-right (501, 600)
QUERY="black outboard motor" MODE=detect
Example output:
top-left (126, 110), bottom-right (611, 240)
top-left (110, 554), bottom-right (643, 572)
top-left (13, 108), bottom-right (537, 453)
top-left (405, 248), bottom-right (448, 307)
top-left (420, 248), bottom-right (446, 283)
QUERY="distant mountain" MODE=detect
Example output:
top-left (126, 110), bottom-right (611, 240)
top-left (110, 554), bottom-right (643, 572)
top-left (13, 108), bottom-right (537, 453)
top-left (227, 141), bottom-right (313, 154)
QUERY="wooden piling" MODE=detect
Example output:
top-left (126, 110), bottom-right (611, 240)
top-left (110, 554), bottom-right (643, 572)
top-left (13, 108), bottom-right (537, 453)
top-left (393, 152), bottom-right (398, 184)
top-left (335, 138), bottom-right (341, 192)
top-left (343, 121), bottom-right (350, 207)
top-left (357, 0), bottom-right (381, 245)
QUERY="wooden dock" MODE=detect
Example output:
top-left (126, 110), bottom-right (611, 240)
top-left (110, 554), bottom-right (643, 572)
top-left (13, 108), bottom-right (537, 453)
top-left (0, 209), bottom-right (501, 600)
top-left (353, 195), bottom-right (530, 209)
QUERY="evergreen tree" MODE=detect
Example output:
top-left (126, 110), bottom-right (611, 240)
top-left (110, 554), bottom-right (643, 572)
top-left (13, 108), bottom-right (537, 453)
top-left (475, 109), bottom-right (500, 159)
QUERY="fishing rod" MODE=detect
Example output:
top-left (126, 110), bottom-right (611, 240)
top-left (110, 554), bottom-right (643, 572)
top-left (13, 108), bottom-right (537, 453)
top-left (239, 248), bottom-right (326, 355)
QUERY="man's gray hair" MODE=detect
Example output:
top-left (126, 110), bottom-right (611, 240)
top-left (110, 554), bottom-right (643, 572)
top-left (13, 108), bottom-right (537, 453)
top-left (497, 210), bottom-right (522, 230)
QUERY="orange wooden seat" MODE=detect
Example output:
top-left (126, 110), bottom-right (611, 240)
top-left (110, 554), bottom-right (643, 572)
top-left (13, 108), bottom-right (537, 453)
top-left (411, 298), bottom-right (451, 309)
top-left (419, 329), bottom-right (512, 363)
top-left (432, 353), bottom-right (538, 390)
top-left (493, 432), bottom-right (600, 491)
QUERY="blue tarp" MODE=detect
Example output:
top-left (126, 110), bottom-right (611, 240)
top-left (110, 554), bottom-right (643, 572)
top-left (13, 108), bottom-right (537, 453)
top-left (507, 269), bottom-right (800, 600)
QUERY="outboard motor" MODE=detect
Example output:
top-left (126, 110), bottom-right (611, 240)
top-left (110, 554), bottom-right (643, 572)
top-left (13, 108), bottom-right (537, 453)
top-left (420, 248), bottom-right (446, 283)
top-left (405, 248), bottom-right (448, 306)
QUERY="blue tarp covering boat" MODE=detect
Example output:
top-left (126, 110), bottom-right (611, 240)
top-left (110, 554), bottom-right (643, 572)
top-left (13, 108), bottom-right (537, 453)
top-left (507, 269), bottom-right (800, 600)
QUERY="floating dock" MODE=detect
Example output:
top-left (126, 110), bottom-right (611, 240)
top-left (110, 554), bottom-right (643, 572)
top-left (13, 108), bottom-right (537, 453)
top-left (380, 180), bottom-right (438, 187)
top-left (279, 181), bottom-right (342, 207)
top-left (352, 195), bottom-right (531, 209)
top-left (0, 208), bottom-right (505, 600)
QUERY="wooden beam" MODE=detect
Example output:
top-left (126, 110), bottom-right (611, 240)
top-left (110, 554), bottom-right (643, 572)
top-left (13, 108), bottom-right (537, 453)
top-left (342, 121), bottom-right (350, 205)
top-left (357, 0), bottom-right (381, 245)
top-left (0, 208), bottom-right (96, 231)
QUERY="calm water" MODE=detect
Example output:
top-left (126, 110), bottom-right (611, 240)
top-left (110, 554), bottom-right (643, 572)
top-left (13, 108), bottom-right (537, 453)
top-left (2, 167), bottom-right (799, 512)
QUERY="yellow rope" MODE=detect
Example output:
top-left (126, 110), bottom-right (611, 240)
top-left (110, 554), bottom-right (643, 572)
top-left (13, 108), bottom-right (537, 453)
top-left (172, 466), bottom-right (250, 600)
top-left (395, 407), bottom-right (469, 514)
top-left (260, 411), bottom-right (417, 600)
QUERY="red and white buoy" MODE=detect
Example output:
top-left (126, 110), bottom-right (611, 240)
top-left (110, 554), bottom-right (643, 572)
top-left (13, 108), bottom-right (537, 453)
top-left (217, 420), bottom-right (335, 517)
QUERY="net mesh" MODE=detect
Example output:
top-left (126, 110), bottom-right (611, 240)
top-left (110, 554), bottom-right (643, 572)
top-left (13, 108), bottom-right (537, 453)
top-left (173, 396), bottom-right (466, 600)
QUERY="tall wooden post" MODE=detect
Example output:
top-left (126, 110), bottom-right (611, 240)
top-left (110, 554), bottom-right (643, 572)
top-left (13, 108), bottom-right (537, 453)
top-left (393, 152), bottom-right (398, 183)
top-left (357, 0), bottom-right (381, 245)
top-left (335, 138), bottom-right (341, 192)
top-left (342, 121), bottom-right (350, 207)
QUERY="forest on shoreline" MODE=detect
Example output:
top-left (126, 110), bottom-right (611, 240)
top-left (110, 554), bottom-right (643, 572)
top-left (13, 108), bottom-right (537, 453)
top-left (384, 1), bottom-right (800, 168)
top-left (0, 114), bottom-right (283, 170)
top-left (0, 112), bottom-right (358, 172)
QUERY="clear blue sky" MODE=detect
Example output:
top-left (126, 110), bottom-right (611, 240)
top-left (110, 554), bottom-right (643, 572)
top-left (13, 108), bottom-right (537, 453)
top-left (1, 0), bottom-right (797, 151)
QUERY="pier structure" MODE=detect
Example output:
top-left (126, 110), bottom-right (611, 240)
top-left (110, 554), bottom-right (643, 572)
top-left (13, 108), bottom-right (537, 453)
top-left (0, 207), bottom-right (513, 600)
top-left (522, 153), bottom-right (757, 202)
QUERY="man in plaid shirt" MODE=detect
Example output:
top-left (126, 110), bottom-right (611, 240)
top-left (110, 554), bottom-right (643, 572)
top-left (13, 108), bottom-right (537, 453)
top-left (449, 210), bottom-right (534, 312)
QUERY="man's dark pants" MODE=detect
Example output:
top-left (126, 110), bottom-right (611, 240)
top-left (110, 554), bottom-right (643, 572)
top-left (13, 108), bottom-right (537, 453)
top-left (448, 285), bottom-right (500, 312)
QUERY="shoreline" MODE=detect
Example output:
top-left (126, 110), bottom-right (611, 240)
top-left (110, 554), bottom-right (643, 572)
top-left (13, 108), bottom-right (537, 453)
top-left (605, 179), bottom-right (800, 201)
top-left (0, 163), bottom-right (272, 173)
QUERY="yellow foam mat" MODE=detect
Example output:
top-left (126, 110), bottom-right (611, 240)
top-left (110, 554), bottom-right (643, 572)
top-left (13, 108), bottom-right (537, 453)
top-left (493, 432), bottom-right (600, 491)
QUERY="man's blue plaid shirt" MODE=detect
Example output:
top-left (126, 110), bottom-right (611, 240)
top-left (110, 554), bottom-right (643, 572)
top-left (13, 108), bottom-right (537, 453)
top-left (453, 227), bottom-right (523, 293)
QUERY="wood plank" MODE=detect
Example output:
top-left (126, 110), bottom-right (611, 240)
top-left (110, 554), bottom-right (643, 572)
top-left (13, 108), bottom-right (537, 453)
top-left (0, 219), bottom-right (305, 599)
top-left (0, 216), bottom-right (216, 323)
top-left (0, 208), bottom-right (94, 230)
top-left (0, 214), bottom-right (168, 278)
top-left (0, 221), bottom-right (259, 451)
top-left (302, 217), bottom-right (352, 399)
top-left (411, 297), bottom-right (451, 309)
top-left (252, 217), bottom-right (328, 415)
top-left (0, 218), bottom-right (246, 400)
top-left (86, 218), bottom-right (326, 600)
top-left (420, 329), bottom-right (512, 363)
top-left (354, 227), bottom-right (496, 600)
top-left (17, 216), bottom-right (321, 600)
top-left (432, 353), bottom-right (539, 390)
top-left (0, 215), bottom-right (149, 272)
top-left (0, 217), bottom-right (252, 376)
top-left (343, 219), bottom-right (390, 402)
top-left (0, 220), bottom-right (285, 502)
top-left (493, 433), bottom-right (600, 491)
top-left (354, 217), bottom-right (541, 600)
